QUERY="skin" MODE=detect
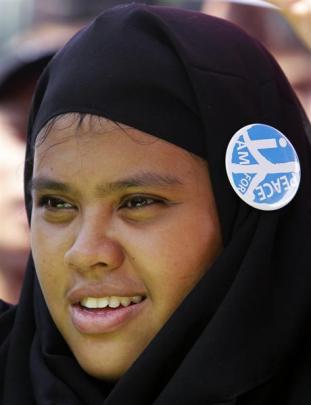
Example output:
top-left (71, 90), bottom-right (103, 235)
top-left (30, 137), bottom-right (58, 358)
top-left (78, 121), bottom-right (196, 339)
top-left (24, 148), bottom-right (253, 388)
top-left (30, 114), bottom-right (222, 381)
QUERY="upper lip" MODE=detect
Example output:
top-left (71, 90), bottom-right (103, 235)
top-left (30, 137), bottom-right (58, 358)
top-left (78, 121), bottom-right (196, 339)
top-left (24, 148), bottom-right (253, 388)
top-left (67, 284), bottom-right (147, 305)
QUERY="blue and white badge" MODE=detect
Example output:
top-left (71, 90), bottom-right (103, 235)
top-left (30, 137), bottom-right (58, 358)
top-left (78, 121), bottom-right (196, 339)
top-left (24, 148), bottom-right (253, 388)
top-left (225, 124), bottom-right (301, 210)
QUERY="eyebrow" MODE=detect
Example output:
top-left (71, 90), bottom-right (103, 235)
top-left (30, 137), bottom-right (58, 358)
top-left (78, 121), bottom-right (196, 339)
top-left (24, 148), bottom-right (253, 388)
top-left (29, 172), bottom-right (183, 197)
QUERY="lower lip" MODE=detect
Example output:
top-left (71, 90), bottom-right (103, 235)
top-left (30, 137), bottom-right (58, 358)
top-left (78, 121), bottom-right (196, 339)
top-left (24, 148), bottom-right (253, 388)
top-left (70, 300), bottom-right (147, 334)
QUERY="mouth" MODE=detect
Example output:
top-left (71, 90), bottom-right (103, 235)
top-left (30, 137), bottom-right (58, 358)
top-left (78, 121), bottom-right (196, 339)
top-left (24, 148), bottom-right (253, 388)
top-left (70, 294), bottom-right (147, 334)
top-left (78, 295), bottom-right (145, 309)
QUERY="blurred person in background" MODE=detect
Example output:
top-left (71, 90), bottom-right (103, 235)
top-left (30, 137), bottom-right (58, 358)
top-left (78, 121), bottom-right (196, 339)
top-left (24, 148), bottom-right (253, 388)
top-left (0, 23), bottom-right (81, 303)
top-left (267, 0), bottom-right (311, 50)
top-left (202, 0), bottom-right (311, 121)
top-left (0, 48), bottom-right (47, 304)
top-left (0, 88), bottom-right (29, 304)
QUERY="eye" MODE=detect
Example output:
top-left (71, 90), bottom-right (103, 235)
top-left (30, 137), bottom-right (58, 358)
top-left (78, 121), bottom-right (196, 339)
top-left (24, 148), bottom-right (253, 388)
top-left (120, 195), bottom-right (164, 209)
top-left (37, 196), bottom-right (74, 211)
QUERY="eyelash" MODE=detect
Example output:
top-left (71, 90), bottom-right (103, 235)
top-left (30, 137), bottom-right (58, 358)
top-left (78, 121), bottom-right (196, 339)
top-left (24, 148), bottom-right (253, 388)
top-left (120, 195), bottom-right (164, 209)
top-left (37, 196), bottom-right (74, 211)
top-left (36, 195), bottom-right (165, 212)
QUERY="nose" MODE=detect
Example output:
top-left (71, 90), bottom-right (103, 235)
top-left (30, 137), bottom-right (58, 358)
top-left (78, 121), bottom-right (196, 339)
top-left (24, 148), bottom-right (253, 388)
top-left (64, 214), bottom-right (125, 273)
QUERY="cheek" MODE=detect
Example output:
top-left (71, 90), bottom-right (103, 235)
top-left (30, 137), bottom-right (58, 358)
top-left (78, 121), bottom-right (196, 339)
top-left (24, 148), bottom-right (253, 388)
top-left (126, 212), bottom-right (220, 308)
top-left (30, 219), bottom-right (68, 300)
top-left (31, 215), bottom-right (70, 258)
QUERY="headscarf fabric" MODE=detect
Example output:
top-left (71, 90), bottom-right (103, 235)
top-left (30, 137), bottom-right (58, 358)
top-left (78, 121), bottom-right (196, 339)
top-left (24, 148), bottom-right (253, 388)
top-left (1, 4), bottom-right (311, 404)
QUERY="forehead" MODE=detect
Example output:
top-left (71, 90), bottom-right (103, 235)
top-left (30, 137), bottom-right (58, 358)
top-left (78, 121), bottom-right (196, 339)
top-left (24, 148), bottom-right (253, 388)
top-left (33, 114), bottom-right (207, 186)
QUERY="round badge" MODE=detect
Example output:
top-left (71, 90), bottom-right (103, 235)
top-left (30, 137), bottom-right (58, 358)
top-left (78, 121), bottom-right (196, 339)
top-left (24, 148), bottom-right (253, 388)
top-left (225, 124), bottom-right (301, 210)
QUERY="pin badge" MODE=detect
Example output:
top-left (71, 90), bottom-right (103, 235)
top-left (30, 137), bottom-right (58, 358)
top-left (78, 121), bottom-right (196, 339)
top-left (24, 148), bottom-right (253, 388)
top-left (225, 124), bottom-right (301, 210)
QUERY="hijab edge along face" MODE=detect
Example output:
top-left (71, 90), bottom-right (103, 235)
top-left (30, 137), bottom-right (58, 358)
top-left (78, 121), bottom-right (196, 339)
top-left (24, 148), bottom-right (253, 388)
top-left (29, 113), bottom-right (223, 381)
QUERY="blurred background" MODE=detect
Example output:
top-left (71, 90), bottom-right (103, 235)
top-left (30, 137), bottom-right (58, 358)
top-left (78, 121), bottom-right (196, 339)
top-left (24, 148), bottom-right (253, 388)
top-left (0, 0), bottom-right (310, 304)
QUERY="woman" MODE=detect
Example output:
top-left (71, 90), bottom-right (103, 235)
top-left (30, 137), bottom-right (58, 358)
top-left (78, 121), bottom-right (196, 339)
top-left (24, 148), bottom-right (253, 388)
top-left (1, 4), bottom-right (310, 404)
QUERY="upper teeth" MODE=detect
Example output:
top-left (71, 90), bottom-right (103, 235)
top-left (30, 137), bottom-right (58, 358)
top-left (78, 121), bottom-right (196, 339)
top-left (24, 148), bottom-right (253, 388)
top-left (80, 295), bottom-right (143, 309)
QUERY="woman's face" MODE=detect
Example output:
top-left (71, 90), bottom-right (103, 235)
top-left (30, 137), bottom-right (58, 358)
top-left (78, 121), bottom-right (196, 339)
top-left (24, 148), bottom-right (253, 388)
top-left (30, 115), bottom-right (222, 380)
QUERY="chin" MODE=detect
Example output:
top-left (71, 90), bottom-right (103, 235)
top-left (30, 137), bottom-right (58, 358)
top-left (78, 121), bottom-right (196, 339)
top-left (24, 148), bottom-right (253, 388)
top-left (69, 339), bottom-right (138, 381)
top-left (77, 354), bottom-right (132, 381)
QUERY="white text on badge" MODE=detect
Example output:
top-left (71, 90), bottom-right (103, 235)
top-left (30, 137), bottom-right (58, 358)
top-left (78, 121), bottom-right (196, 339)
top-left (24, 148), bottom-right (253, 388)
top-left (253, 174), bottom-right (298, 201)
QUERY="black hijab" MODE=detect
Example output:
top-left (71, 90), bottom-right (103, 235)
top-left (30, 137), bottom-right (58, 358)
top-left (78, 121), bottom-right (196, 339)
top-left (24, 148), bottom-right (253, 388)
top-left (1, 4), bottom-right (311, 404)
